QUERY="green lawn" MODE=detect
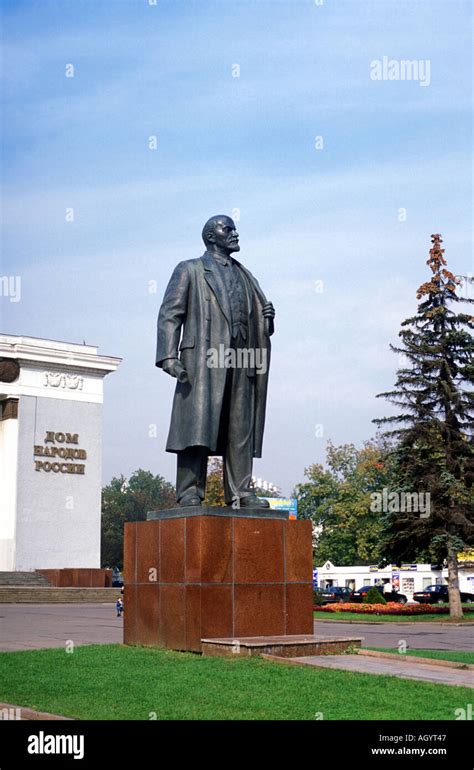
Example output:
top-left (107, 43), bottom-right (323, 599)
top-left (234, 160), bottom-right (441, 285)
top-left (367, 648), bottom-right (474, 665)
top-left (0, 644), bottom-right (471, 721)
top-left (314, 611), bottom-right (474, 623)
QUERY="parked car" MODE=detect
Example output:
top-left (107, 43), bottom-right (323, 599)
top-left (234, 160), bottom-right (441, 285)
top-left (351, 584), bottom-right (407, 604)
top-left (413, 584), bottom-right (474, 604)
top-left (315, 586), bottom-right (353, 605)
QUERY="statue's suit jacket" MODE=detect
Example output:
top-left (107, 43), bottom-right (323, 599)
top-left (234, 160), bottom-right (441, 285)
top-left (156, 250), bottom-right (274, 457)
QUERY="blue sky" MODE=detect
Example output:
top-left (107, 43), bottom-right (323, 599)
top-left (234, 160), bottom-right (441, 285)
top-left (1, 0), bottom-right (472, 494)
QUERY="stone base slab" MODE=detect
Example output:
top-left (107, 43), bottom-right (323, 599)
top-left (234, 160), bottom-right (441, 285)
top-left (147, 506), bottom-right (289, 520)
top-left (201, 634), bottom-right (363, 658)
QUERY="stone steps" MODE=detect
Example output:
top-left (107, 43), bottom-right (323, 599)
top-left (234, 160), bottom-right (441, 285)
top-left (0, 572), bottom-right (52, 587)
top-left (0, 588), bottom-right (117, 603)
top-left (201, 635), bottom-right (362, 658)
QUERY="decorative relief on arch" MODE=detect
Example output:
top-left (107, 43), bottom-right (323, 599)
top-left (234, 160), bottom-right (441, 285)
top-left (43, 372), bottom-right (84, 390)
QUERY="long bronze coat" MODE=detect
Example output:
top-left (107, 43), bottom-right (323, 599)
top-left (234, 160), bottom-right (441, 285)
top-left (156, 250), bottom-right (274, 456)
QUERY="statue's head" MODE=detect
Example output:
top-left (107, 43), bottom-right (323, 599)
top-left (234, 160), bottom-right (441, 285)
top-left (202, 215), bottom-right (240, 254)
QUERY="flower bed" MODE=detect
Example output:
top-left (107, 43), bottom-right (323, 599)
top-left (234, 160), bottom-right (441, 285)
top-left (314, 602), bottom-right (453, 615)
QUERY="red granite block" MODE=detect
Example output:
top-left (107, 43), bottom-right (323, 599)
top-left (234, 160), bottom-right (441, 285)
top-left (234, 519), bottom-right (284, 583)
top-left (284, 520), bottom-right (313, 582)
top-left (38, 568), bottom-right (109, 587)
top-left (285, 583), bottom-right (314, 635)
top-left (59, 569), bottom-right (73, 587)
top-left (234, 584), bottom-right (285, 637)
top-left (136, 520), bottom-right (160, 584)
top-left (185, 584), bottom-right (234, 651)
top-left (201, 585), bottom-right (233, 639)
top-left (185, 584), bottom-right (202, 652)
top-left (90, 569), bottom-right (105, 587)
top-left (185, 517), bottom-right (201, 583)
top-left (74, 569), bottom-right (90, 587)
top-left (200, 516), bottom-right (232, 583)
top-left (136, 584), bottom-right (160, 646)
top-left (160, 584), bottom-right (185, 649)
top-left (123, 522), bottom-right (137, 585)
top-left (123, 584), bottom-right (138, 645)
top-left (125, 514), bottom-right (314, 651)
top-left (160, 519), bottom-right (185, 583)
top-left (185, 516), bottom-right (233, 584)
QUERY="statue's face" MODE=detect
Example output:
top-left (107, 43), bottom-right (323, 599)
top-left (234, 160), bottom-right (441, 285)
top-left (208, 217), bottom-right (240, 253)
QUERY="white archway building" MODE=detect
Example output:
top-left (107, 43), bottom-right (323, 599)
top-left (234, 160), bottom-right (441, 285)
top-left (0, 334), bottom-right (121, 571)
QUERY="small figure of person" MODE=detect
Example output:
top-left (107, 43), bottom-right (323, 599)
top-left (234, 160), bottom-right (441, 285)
top-left (116, 597), bottom-right (124, 617)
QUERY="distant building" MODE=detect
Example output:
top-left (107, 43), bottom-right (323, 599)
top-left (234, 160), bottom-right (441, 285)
top-left (251, 476), bottom-right (280, 495)
top-left (0, 334), bottom-right (121, 572)
top-left (314, 560), bottom-right (474, 601)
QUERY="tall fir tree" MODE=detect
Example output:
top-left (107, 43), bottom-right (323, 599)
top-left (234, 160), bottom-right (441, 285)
top-left (374, 234), bottom-right (473, 619)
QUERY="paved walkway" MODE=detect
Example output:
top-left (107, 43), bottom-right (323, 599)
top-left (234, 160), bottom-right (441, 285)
top-left (290, 654), bottom-right (474, 687)
top-left (313, 619), bottom-right (474, 652)
top-left (0, 604), bottom-right (122, 651)
top-left (0, 604), bottom-right (472, 654)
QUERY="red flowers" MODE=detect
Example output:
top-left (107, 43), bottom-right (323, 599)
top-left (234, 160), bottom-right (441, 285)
top-left (314, 602), bottom-right (453, 615)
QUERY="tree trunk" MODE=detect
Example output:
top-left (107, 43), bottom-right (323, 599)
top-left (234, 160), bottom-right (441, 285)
top-left (446, 540), bottom-right (463, 620)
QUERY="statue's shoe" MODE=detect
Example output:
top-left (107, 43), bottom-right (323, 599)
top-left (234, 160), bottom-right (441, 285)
top-left (178, 495), bottom-right (202, 507)
top-left (239, 495), bottom-right (270, 508)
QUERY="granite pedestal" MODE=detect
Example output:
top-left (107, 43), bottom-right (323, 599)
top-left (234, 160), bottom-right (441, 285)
top-left (123, 508), bottom-right (313, 652)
